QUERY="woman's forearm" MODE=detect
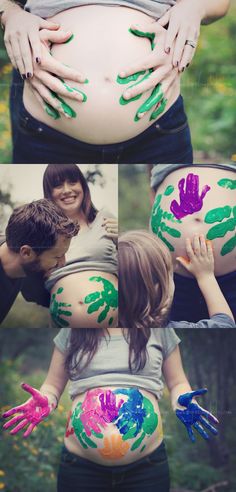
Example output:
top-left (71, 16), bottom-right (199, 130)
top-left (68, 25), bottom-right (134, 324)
top-left (39, 347), bottom-right (69, 404)
top-left (198, 0), bottom-right (230, 24)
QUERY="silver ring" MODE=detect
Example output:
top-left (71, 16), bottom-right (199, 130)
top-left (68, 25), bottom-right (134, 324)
top-left (185, 40), bottom-right (197, 49)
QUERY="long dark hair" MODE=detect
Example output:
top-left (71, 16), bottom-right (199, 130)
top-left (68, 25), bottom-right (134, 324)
top-left (43, 164), bottom-right (97, 223)
top-left (65, 328), bottom-right (151, 378)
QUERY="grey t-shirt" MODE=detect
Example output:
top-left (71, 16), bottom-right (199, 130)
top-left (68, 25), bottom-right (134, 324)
top-left (54, 327), bottom-right (180, 400)
top-left (45, 208), bottom-right (117, 291)
top-left (150, 164), bottom-right (236, 190)
top-left (168, 314), bottom-right (235, 329)
top-left (25, 0), bottom-right (176, 19)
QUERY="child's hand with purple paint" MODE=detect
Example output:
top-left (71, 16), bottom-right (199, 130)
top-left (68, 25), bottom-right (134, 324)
top-left (170, 173), bottom-right (211, 220)
top-left (176, 234), bottom-right (214, 282)
top-left (176, 388), bottom-right (219, 442)
top-left (2, 383), bottom-right (56, 438)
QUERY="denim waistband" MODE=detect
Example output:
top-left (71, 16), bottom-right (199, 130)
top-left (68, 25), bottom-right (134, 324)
top-left (20, 95), bottom-right (183, 150)
top-left (61, 440), bottom-right (166, 472)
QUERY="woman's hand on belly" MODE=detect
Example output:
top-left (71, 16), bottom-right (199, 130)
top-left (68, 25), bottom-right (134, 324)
top-left (65, 387), bottom-right (163, 465)
top-left (26, 29), bottom-right (87, 119)
top-left (118, 22), bottom-right (180, 121)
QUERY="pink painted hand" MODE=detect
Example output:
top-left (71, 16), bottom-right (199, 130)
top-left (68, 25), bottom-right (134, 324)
top-left (2, 383), bottom-right (54, 438)
top-left (170, 173), bottom-right (211, 220)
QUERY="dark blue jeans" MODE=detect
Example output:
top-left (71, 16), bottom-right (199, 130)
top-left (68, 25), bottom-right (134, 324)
top-left (57, 442), bottom-right (170, 492)
top-left (171, 270), bottom-right (236, 323)
top-left (12, 86), bottom-right (193, 164)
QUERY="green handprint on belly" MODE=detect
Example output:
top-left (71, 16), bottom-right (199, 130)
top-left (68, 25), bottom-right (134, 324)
top-left (117, 28), bottom-right (167, 122)
top-left (150, 185), bottom-right (182, 252)
top-left (50, 287), bottom-right (72, 327)
top-left (217, 178), bottom-right (236, 190)
top-left (84, 277), bottom-right (118, 325)
top-left (205, 205), bottom-right (236, 256)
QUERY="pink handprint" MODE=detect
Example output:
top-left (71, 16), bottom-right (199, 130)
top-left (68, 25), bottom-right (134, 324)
top-left (80, 388), bottom-right (123, 437)
top-left (2, 383), bottom-right (53, 438)
top-left (170, 173), bottom-right (211, 220)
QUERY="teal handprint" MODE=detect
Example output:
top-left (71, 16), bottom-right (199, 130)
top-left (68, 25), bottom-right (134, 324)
top-left (205, 205), bottom-right (236, 256)
top-left (84, 277), bottom-right (118, 325)
top-left (150, 185), bottom-right (182, 252)
top-left (50, 287), bottom-right (72, 327)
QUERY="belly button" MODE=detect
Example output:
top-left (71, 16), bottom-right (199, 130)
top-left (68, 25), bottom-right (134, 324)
top-left (194, 217), bottom-right (202, 223)
top-left (104, 75), bottom-right (112, 83)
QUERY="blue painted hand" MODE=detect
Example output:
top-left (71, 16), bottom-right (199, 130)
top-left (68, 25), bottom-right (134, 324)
top-left (176, 388), bottom-right (219, 442)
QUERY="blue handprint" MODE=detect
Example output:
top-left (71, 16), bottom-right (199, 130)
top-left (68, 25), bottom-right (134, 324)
top-left (176, 388), bottom-right (219, 442)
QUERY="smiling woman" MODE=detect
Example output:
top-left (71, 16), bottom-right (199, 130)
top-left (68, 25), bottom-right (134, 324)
top-left (42, 164), bottom-right (118, 328)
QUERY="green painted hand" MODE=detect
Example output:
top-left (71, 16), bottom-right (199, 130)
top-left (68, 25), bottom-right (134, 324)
top-left (150, 185), bottom-right (182, 252)
top-left (117, 28), bottom-right (167, 122)
top-left (50, 287), bottom-right (72, 327)
top-left (84, 277), bottom-right (118, 325)
top-left (205, 205), bottom-right (236, 256)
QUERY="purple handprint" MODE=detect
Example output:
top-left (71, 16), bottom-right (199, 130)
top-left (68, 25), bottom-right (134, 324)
top-left (80, 388), bottom-right (123, 436)
top-left (170, 173), bottom-right (211, 220)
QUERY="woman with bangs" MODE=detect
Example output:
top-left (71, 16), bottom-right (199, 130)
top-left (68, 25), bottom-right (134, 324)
top-left (42, 163), bottom-right (118, 328)
top-left (3, 230), bottom-right (231, 491)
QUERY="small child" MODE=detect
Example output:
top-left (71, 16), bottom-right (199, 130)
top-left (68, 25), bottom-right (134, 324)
top-left (119, 230), bottom-right (235, 328)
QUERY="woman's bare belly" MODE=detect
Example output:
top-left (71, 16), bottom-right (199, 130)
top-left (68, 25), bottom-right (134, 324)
top-left (50, 270), bottom-right (118, 327)
top-left (23, 6), bottom-right (180, 144)
top-left (151, 166), bottom-right (236, 278)
top-left (64, 386), bottom-right (163, 465)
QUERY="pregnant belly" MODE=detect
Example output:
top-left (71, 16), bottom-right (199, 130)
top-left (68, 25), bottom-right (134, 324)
top-left (150, 166), bottom-right (236, 278)
top-left (23, 5), bottom-right (180, 144)
top-left (50, 270), bottom-right (118, 327)
top-left (65, 386), bottom-right (163, 465)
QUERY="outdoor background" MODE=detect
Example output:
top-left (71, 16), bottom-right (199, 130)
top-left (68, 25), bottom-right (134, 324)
top-left (0, 164), bottom-right (118, 328)
top-left (0, 328), bottom-right (235, 492)
top-left (0, 1), bottom-right (236, 163)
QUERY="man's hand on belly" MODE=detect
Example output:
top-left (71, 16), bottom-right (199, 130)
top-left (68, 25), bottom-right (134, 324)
top-left (26, 29), bottom-right (88, 119)
top-left (117, 23), bottom-right (179, 121)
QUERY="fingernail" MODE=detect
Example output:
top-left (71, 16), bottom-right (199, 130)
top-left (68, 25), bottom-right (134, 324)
top-left (22, 74), bottom-right (26, 80)
top-left (165, 47), bottom-right (170, 54)
top-left (186, 63), bottom-right (190, 68)
top-left (36, 57), bottom-right (41, 64)
top-left (27, 72), bottom-right (32, 78)
top-left (181, 67), bottom-right (185, 72)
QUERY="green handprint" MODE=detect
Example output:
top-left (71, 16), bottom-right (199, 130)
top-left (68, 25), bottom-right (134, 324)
top-left (218, 178), bottom-right (236, 190)
top-left (71, 402), bottom-right (102, 449)
top-left (50, 287), bottom-right (72, 327)
top-left (150, 185), bottom-right (182, 252)
top-left (117, 28), bottom-right (167, 122)
top-left (84, 277), bottom-right (118, 325)
top-left (131, 397), bottom-right (158, 452)
top-left (205, 205), bottom-right (236, 256)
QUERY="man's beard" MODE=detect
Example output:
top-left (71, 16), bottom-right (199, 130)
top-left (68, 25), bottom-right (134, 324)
top-left (22, 258), bottom-right (45, 276)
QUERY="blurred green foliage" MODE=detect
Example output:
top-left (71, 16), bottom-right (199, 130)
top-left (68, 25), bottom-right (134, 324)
top-left (0, 3), bottom-right (236, 162)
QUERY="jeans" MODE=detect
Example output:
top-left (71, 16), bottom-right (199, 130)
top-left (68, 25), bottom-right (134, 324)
top-left (171, 270), bottom-right (236, 323)
top-left (57, 442), bottom-right (170, 492)
top-left (13, 92), bottom-right (193, 164)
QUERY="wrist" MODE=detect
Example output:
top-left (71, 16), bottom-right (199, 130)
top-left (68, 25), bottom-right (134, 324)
top-left (196, 272), bottom-right (216, 286)
top-left (0, 2), bottom-right (22, 28)
top-left (192, 0), bottom-right (206, 20)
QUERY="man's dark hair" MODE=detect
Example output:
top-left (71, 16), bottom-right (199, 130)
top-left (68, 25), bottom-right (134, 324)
top-left (6, 199), bottom-right (79, 254)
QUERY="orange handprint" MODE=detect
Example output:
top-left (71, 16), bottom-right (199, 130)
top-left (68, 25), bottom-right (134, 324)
top-left (99, 434), bottom-right (130, 459)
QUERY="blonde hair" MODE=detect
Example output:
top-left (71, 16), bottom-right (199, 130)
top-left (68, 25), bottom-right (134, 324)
top-left (119, 230), bottom-right (173, 329)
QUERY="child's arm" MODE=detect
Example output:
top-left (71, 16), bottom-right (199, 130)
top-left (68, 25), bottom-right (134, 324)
top-left (2, 347), bottom-right (68, 438)
top-left (177, 234), bottom-right (234, 322)
top-left (163, 346), bottom-right (219, 441)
